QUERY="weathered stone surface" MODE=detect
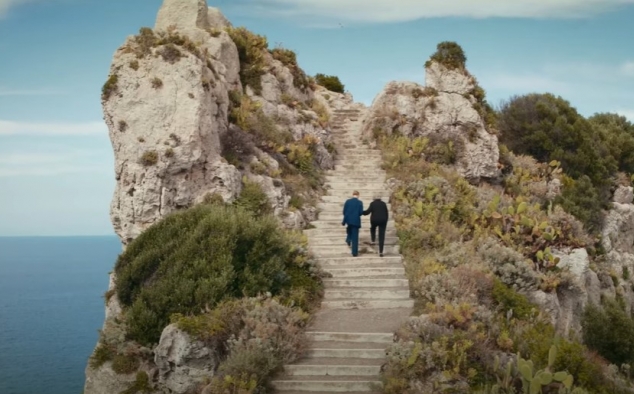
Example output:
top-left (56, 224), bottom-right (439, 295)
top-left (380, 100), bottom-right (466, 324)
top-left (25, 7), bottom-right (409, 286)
top-left (614, 185), bottom-right (634, 204)
top-left (361, 64), bottom-right (499, 180)
top-left (602, 202), bottom-right (634, 255)
top-left (105, 19), bottom-right (242, 244)
top-left (154, 324), bottom-right (217, 394)
top-left (155, 0), bottom-right (210, 32)
top-left (208, 6), bottom-right (231, 28)
top-left (84, 364), bottom-right (137, 394)
top-left (104, 273), bottom-right (122, 322)
top-left (425, 62), bottom-right (475, 95)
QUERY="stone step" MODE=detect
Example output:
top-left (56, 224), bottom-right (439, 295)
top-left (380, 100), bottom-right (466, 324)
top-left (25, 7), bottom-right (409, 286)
top-left (276, 391), bottom-right (380, 394)
top-left (318, 196), bottom-right (393, 204)
top-left (283, 364), bottom-right (381, 377)
top-left (323, 191), bottom-right (386, 198)
top-left (309, 237), bottom-right (398, 246)
top-left (321, 299), bottom-right (414, 309)
top-left (308, 348), bottom-right (386, 359)
top-left (325, 182), bottom-right (386, 188)
top-left (309, 340), bottom-right (389, 350)
top-left (317, 202), bottom-right (391, 210)
top-left (312, 255), bottom-right (402, 266)
top-left (310, 245), bottom-right (400, 255)
top-left (324, 288), bottom-right (410, 300)
top-left (323, 278), bottom-right (409, 288)
top-left (324, 176), bottom-right (387, 183)
top-left (321, 266), bottom-right (406, 278)
top-left (306, 332), bottom-right (393, 344)
top-left (308, 232), bottom-right (397, 240)
top-left (271, 379), bottom-right (381, 392)
top-left (308, 220), bottom-right (396, 229)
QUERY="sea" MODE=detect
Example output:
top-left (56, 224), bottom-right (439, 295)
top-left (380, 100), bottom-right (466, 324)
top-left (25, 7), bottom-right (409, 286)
top-left (0, 236), bottom-right (122, 394)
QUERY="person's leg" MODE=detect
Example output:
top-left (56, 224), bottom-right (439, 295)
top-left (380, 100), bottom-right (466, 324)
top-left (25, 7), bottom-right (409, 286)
top-left (370, 223), bottom-right (377, 245)
top-left (346, 225), bottom-right (351, 246)
top-left (378, 223), bottom-right (387, 256)
top-left (351, 226), bottom-right (360, 256)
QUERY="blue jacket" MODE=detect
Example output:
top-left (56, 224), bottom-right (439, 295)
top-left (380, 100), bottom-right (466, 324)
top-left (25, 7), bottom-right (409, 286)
top-left (342, 197), bottom-right (364, 227)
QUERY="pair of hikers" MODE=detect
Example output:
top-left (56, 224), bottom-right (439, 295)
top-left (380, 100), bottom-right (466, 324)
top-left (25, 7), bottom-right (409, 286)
top-left (342, 191), bottom-right (389, 257)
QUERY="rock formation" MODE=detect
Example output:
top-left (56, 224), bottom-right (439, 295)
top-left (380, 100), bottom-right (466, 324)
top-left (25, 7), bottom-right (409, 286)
top-left (103, 0), bottom-right (340, 245)
top-left (361, 61), bottom-right (499, 181)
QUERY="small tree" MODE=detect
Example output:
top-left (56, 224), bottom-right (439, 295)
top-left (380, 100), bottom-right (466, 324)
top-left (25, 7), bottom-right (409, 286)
top-left (425, 41), bottom-right (467, 70)
top-left (314, 73), bottom-right (344, 93)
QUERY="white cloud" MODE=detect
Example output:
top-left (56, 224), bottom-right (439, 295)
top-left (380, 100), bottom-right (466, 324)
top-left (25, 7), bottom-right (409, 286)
top-left (479, 73), bottom-right (572, 94)
top-left (0, 150), bottom-right (110, 177)
top-left (621, 61), bottom-right (634, 77)
top-left (249, 0), bottom-right (634, 23)
top-left (0, 87), bottom-right (66, 96)
top-left (0, 120), bottom-right (106, 136)
top-left (615, 110), bottom-right (634, 122)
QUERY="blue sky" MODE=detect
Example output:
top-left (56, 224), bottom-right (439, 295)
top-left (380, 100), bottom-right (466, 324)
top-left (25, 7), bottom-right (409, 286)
top-left (1, 0), bottom-right (633, 236)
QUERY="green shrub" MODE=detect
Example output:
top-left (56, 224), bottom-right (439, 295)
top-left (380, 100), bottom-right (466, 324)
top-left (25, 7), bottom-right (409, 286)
top-left (583, 299), bottom-right (634, 366)
top-left (314, 73), bottom-right (344, 93)
top-left (555, 175), bottom-right (605, 233)
top-left (491, 279), bottom-right (535, 320)
top-left (90, 342), bottom-right (115, 369)
top-left (498, 93), bottom-right (620, 232)
top-left (271, 47), bottom-right (309, 90)
top-left (234, 178), bottom-right (272, 216)
top-left (120, 371), bottom-right (152, 394)
top-left (158, 44), bottom-right (182, 64)
top-left (425, 41), bottom-right (467, 70)
top-left (111, 353), bottom-right (140, 375)
top-left (139, 151), bottom-right (158, 166)
top-left (150, 77), bottom-right (163, 89)
top-left (226, 27), bottom-right (268, 95)
top-left (102, 74), bottom-right (118, 101)
top-left (114, 203), bottom-right (317, 345)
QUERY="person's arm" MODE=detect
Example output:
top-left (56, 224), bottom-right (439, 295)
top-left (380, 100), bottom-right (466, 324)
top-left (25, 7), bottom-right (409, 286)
top-left (362, 201), bottom-right (373, 216)
top-left (342, 200), bottom-right (347, 226)
top-left (359, 201), bottom-right (364, 216)
top-left (386, 203), bottom-right (389, 222)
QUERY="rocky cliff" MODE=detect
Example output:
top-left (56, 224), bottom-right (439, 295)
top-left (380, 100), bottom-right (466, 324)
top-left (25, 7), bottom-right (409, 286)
top-left (103, 0), bottom-right (353, 246)
top-left (86, 0), bottom-right (361, 393)
top-left (361, 60), bottom-right (499, 181)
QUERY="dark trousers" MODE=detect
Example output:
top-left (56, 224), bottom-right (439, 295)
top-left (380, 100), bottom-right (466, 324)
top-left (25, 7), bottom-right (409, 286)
top-left (346, 225), bottom-right (360, 256)
top-left (371, 222), bottom-right (387, 254)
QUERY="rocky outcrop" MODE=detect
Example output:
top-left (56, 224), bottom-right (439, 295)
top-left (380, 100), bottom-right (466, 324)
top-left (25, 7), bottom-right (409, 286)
top-left (88, 0), bottom-right (351, 392)
top-left (103, 0), bottom-right (342, 245)
top-left (361, 62), bottom-right (499, 181)
top-left (154, 325), bottom-right (218, 393)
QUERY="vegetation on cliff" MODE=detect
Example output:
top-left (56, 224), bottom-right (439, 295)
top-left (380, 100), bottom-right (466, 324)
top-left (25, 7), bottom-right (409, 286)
top-left (498, 94), bottom-right (634, 232)
top-left (371, 41), bottom-right (634, 393)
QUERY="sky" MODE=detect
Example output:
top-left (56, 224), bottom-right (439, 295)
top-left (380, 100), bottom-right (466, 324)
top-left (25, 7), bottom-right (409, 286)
top-left (0, 0), bottom-right (633, 236)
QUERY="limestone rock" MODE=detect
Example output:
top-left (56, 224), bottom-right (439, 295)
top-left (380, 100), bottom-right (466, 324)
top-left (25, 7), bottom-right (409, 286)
top-left (602, 202), bottom-right (634, 254)
top-left (425, 62), bottom-right (475, 95)
top-left (614, 185), bottom-right (634, 204)
top-left (104, 273), bottom-right (122, 322)
top-left (154, 324), bottom-right (217, 394)
top-left (84, 364), bottom-right (137, 394)
top-left (208, 7), bottom-right (231, 28)
top-left (361, 69), bottom-right (499, 180)
top-left (155, 0), bottom-right (210, 32)
top-left (554, 248), bottom-right (589, 287)
top-left (104, 14), bottom-right (243, 244)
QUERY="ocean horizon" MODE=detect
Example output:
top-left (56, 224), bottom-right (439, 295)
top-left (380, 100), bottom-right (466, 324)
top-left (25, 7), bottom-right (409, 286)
top-left (0, 235), bottom-right (121, 394)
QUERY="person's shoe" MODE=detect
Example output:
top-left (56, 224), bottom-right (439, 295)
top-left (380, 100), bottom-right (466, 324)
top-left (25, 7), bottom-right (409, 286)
top-left (352, 254), bottom-right (358, 257)
top-left (379, 253), bottom-right (383, 257)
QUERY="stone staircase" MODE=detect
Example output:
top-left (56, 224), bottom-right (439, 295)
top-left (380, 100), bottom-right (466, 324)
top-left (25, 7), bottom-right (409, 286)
top-left (271, 108), bottom-right (414, 393)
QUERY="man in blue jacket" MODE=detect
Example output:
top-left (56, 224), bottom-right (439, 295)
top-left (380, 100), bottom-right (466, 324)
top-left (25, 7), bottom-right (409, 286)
top-left (342, 190), bottom-right (364, 257)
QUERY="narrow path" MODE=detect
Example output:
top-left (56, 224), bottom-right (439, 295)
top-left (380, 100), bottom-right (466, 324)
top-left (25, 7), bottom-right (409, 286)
top-left (271, 108), bottom-right (414, 393)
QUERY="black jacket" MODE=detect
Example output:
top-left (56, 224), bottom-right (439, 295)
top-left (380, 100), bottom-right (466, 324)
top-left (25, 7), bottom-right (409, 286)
top-left (363, 199), bottom-right (389, 224)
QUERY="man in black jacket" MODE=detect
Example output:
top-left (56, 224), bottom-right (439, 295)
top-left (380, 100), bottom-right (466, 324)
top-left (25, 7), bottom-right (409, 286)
top-left (362, 193), bottom-right (389, 257)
